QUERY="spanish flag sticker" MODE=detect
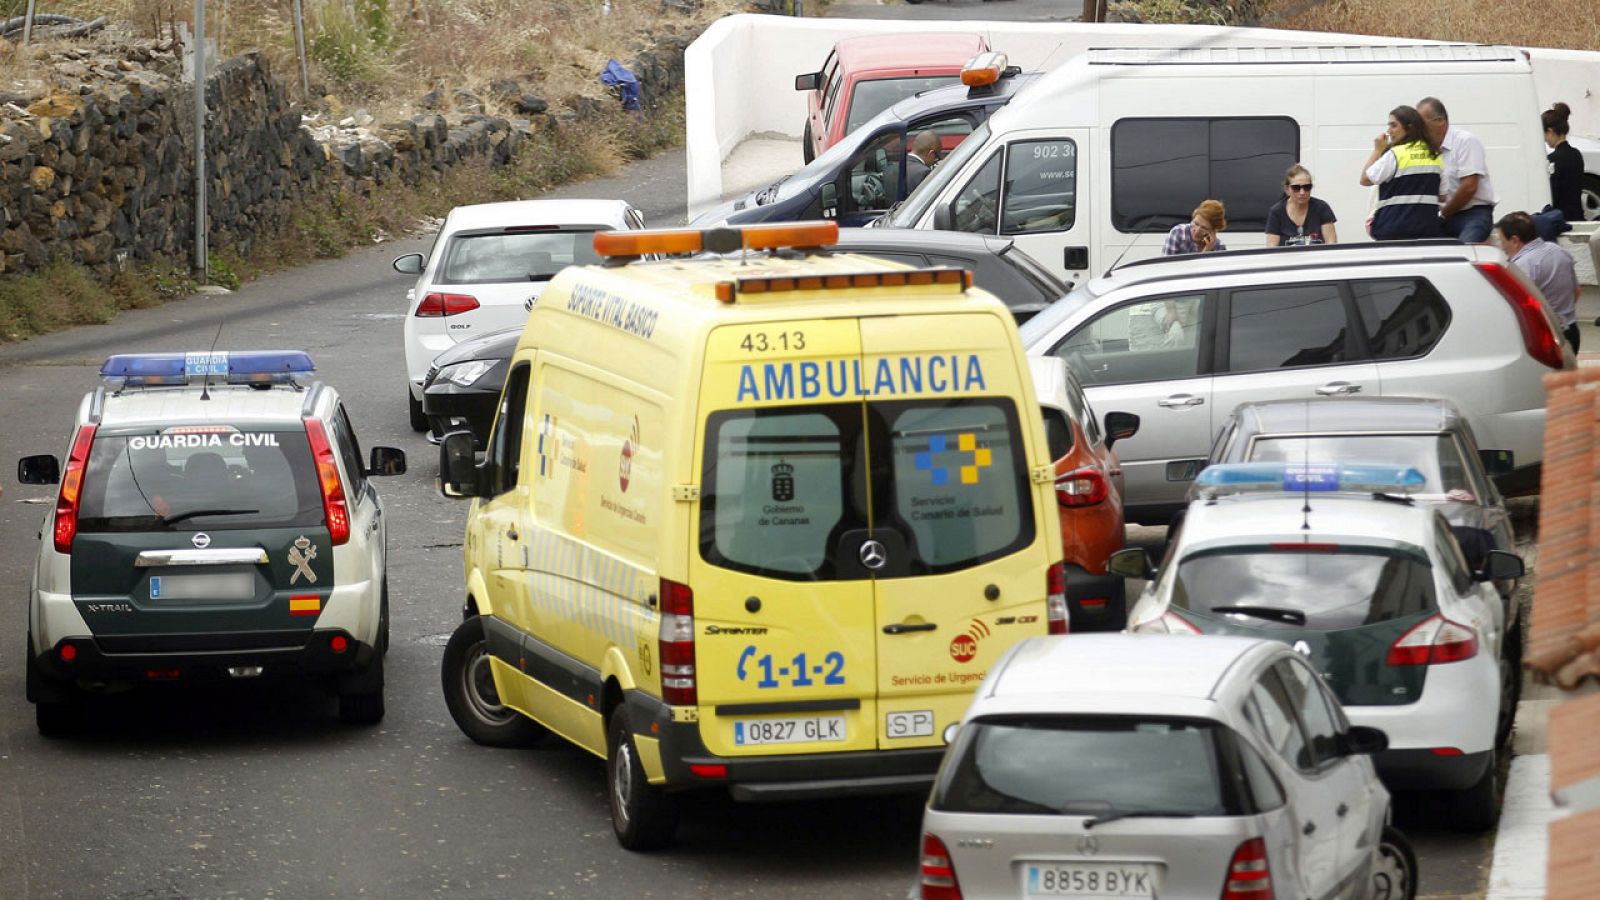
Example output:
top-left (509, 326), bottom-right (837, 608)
top-left (289, 594), bottom-right (321, 616)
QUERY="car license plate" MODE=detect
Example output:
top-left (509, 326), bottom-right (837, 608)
top-left (732, 715), bottom-right (846, 746)
top-left (148, 572), bottom-right (255, 602)
top-left (1026, 863), bottom-right (1155, 897)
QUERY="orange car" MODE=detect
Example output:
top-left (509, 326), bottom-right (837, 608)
top-left (1030, 357), bottom-right (1140, 632)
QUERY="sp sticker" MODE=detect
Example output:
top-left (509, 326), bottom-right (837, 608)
top-left (949, 619), bottom-right (992, 663)
top-left (288, 536), bottom-right (318, 585)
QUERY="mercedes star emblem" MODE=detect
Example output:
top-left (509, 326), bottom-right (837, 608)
top-left (1077, 834), bottom-right (1099, 856)
top-left (858, 540), bottom-right (887, 570)
top-left (191, 532), bottom-right (212, 549)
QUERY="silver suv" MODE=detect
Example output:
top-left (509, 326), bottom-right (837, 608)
top-left (1019, 240), bottom-right (1573, 524)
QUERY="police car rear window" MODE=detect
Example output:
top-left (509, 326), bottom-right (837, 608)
top-left (77, 428), bottom-right (324, 531)
top-left (1171, 546), bottom-right (1437, 629)
top-left (439, 229), bottom-right (602, 285)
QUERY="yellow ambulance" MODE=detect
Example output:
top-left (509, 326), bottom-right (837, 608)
top-left (436, 222), bottom-right (1065, 849)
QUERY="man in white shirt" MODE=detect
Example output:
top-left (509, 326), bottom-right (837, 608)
top-left (1420, 97), bottom-right (1498, 243)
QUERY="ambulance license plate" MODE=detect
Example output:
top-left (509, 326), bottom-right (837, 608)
top-left (732, 715), bottom-right (846, 746)
top-left (1025, 863), bottom-right (1155, 897)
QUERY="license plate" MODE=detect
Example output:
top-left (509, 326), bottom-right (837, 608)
top-left (148, 572), bottom-right (255, 602)
top-left (1026, 863), bottom-right (1155, 897)
top-left (732, 715), bottom-right (846, 746)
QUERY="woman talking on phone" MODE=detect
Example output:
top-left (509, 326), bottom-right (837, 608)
top-left (1266, 165), bottom-right (1338, 246)
top-left (1360, 104), bottom-right (1444, 240)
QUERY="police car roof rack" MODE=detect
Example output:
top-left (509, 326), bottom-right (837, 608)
top-left (299, 382), bottom-right (328, 417)
top-left (86, 385), bottom-right (106, 424)
top-left (100, 351), bottom-right (317, 392)
top-left (1191, 462), bottom-right (1427, 504)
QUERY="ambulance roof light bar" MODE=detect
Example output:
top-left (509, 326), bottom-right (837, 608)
top-left (714, 267), bottom-right (971, 303)
top-left (593, 222), bottom-right (840, 260)
top-left (101, 351), bottom-right (317, 388)
top-left (1191, 462), bottom-right (1426, 501)
top-left (961, 51), bottom-right (1016, 87)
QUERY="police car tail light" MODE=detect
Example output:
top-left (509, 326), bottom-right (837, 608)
top-left (302, 418), bottom-right (351, 546)
top-left (960, 51), bottom-right (1009, 87)
top-left (1386, 613), bottom-right (1479, 666)
top-left (1046, 562), bottom-right (1069, 635)
top-left (1055, 466), bottom-right (1108, 507)
top-left (1221, 837), bottom-right (1272, 899)
top-left (415, 292), bottom-right (480, 317)
top-left (1131, 611), bottom-right (1202, 636)
top-left (919, 833), bottom-right (963, 900)
top-left (1474, 262), bottom-right (1566, 370)
top-left (658, 578), bottom-right (697, 706)
top-left (53, 424), bottom-right (98, 554)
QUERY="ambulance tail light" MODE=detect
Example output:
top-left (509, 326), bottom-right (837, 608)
top-left (1046, 562), bottom-right (1069, 635)
top-left (1386, 613), bottom-right (1479, 666)
top-left (658, 578), bottom-right (697, 706)
top-left (1474, 262), bottom-right (1566, 369)
top-left (414, 292), bottom-right (480, 317)
top-left (303, 418), bottom-right (351, 546)
top-left (919, 833), bottom-right (964, 900)
top-left (53, 424), bottom-right (97, 554)
top-left (1055, 466), bottom-right (1108, 507)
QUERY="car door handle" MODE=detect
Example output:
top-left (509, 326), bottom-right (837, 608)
top-left (1336, 803), bottom-right (1349, 818)
top-left (506, 528), bottom-right (519, 541)
top-left (1157, 394), bottom-right (1204, 409)
top-left (1315, 381), bottom-right (1363, 396)
top-left (882, 622), bottom-right (937, 635)
top-left (1302, 821), bottom-right (1316, 836)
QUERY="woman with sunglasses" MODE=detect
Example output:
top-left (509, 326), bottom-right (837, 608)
top-left (1265, 165), bottom-right (1338, 246)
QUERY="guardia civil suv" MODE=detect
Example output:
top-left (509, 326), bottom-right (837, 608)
top-left (18, 352), bottom-right (406, 735)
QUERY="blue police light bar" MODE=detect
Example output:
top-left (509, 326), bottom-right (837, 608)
top-left (1192, 462), bottom-right (1427, 500)
top-left (101, 351), bottom-right (316, 387)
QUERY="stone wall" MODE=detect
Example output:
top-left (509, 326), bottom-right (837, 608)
top-left (0, 29), bottom-right (690, 277)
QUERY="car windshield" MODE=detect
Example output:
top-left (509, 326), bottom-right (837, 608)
top-left (1017, 280), bottom-right (1104, 346)
top-left (847, 76), bottom-right (960, 134)
top-left (932, 716), bottom-right (1230, 817)
top-left (1000, 243), bottom-right (1069, 301)
top-left (77, 428), bottom-right (324, 532)
top-left (438, 229), bottom-right (602, 284)
top-left (884, 122), bottom-right (991, 228)
top-left (1172, 546), bottom-right (1438, 630)
top-left (1247, 435), bottom-right (1474, 497)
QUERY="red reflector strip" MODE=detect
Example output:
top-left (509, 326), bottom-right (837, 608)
top-left (59, 643), bottom-right (78, 662)
top-left (289, 594), bottom-right (321, 616)
top-left (1430, 746), bottom-right (1464, 756)
top-left (1079, 598), bottom-right (1108, 609)
top-left (688, 763), bottom-right (727, 779)
top-left (329, 635), bottom-right (349, 653)
top-left (145, 669), bottom-right (181, 680)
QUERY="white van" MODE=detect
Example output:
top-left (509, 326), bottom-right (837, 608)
top-left (879, 44), bottom-right (1547, 287)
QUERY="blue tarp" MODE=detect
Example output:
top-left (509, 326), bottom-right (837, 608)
top-left (601, 59), bottom-right (641, 111)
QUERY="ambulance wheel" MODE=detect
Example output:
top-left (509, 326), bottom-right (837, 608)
top-left (1371, 825), bottom-right (1417, 900)
top-left (407, 390), bottom-right (427, 432)
top-left (1446, 747), bottom-right (1501, 832)
top-left (607, 708), bottom-right (678, 851)
top-left (35, 700), bottom-right (83, 738)
top-left (802, 123), bottom-right (815, 164)
top-left (441, 615), bottom-right (545, 747)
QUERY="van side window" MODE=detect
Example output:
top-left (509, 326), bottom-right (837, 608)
top-left (1352, 278), bottom-right (1452, 360)
top-left (1110, 117), bottom-right (1298, 233)
top-left (487, 364), bottom-right (530, 495)
top-left (1222, 283), bottom-right (1352, 373)
top-left (1051, 294), bottom-right (1206, 387)
top-left (844, 131), bottom-right (906, 215)
top-left (1001, 139), bottom-right (1077, 235)
top-left (952, 152), bottom-right (1003, 234)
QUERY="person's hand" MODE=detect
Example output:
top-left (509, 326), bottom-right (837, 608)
top-left (1373, 133), bottom-right (1389, 153)
top-left (1196, 228), bottom-right (1217, 252)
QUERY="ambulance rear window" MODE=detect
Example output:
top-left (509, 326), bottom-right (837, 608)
top-left (77, 429), bottom-right (324, 531)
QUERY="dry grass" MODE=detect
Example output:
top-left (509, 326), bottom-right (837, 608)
top-left (1264, 0), bottom-right (1600, 51)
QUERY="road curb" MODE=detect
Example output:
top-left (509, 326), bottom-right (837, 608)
top-left (1485, 754), bottom-right (1554, 899)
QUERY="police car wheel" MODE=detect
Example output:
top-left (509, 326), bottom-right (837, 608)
top-left (35, 700), bottom-right (83, 738)
top-left (606, 708), bottom-right (678, 851)
top-left (441, 616), bottom-right (546, 747)
top-left (1371, 825), bottom-right (1417, 900)
top-left (339, 653), bottom-right (386, 725)
top-left (1446, 746), bottom-right (1501, 832)
top-left (407, 390), bottom-right (427, 432)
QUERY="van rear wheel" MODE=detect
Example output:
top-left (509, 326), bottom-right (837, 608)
top-left (441, 615), bottom-right (546, 747)
top-left (606, 708), bottom-right (678, 851)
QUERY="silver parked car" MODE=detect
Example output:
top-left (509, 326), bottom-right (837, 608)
top-left (918, 634), bottom-right (1416, 900)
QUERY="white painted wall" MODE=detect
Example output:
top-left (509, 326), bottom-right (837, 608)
top-left (684, 13), bottom-right (1600, 218)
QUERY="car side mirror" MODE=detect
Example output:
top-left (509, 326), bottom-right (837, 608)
top-left (1103, 411), bottom-right (1140, 449)
top-left (368, 446), bottom-right (407, 477)
top-left (819, 182), bottom-right (838, 219)
top-left (1477, 549), bottom-right (1525, 582)
top-left (17, 454), bottom-right (60, 485)
top-left (438, 431), bottom-right (483, 498)
top-left (1478, 448), bottom-right (1514, 477)
top-left (1106, 547), bottom-right (1153, 580)
top-left (795, 72), bottom-right (822, 92)
top-left (392, 253), bottom-right (425, 275)
top-left (932, 203), bottom-right (954, 231)
top-left (1339, 725), bottom-right (1389, 756)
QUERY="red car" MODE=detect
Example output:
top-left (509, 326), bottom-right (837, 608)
top-left (793, 32), bottom-right (988, 163)
top-left (1030, 357), bottom-right (1141, 632)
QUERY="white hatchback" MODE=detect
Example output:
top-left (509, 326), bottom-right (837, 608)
top-left (392, 199), bottom-right (644, 430)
